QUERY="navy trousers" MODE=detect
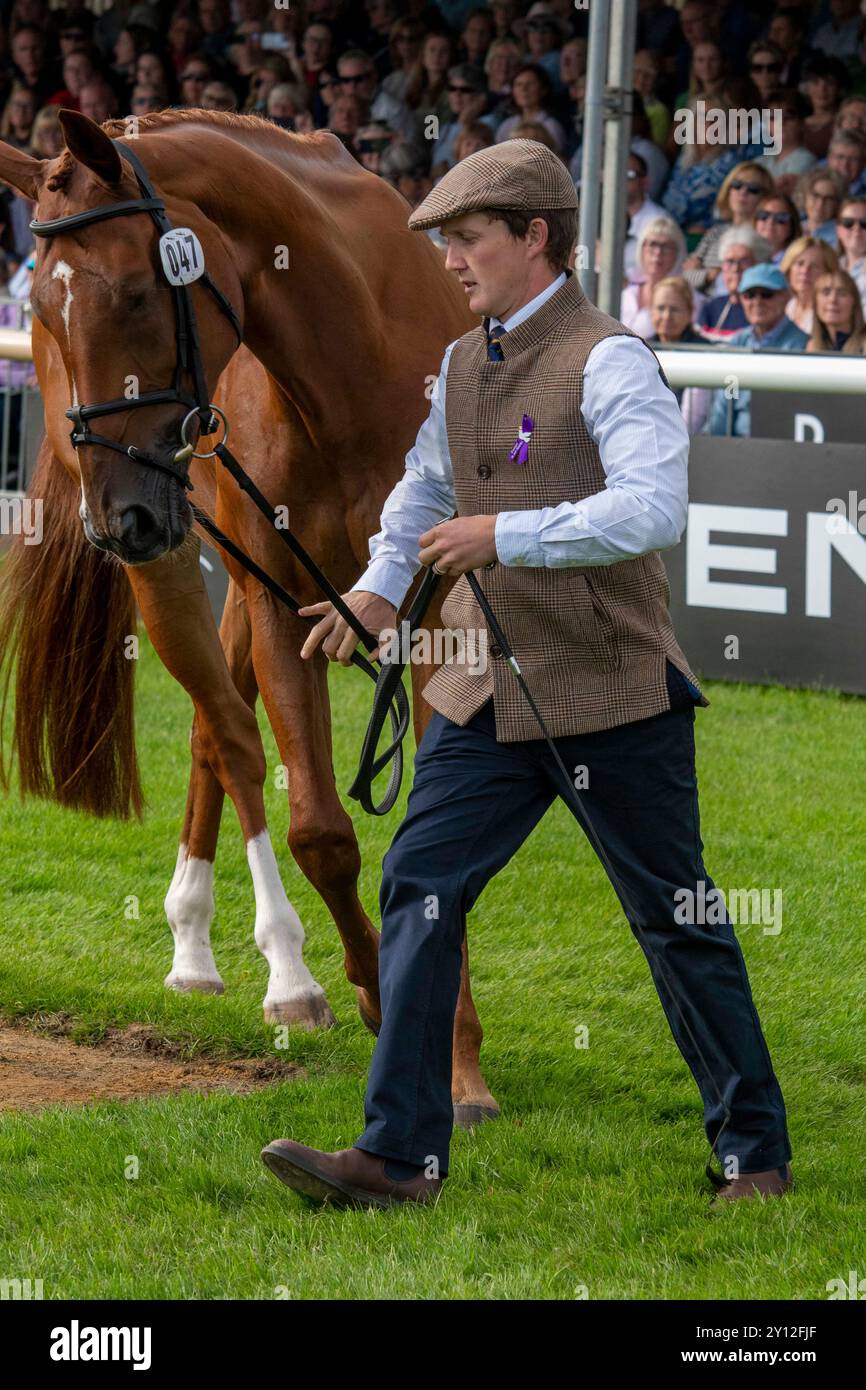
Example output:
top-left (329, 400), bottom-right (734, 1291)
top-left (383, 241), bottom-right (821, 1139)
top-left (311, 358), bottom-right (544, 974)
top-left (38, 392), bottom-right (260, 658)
top-left (355, 669), bottom-right (792, 1177)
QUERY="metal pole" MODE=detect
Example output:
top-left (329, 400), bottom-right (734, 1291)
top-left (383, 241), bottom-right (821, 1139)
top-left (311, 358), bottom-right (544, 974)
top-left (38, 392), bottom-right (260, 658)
top-left (597, 0), bottom-right (638, 316)
top-left (576, 0), bottom-right (611, 305)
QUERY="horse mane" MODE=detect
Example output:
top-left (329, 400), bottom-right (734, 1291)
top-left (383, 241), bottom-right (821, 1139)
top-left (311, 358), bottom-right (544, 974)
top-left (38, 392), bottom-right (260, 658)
top-left (45, 109), bottom-right (334, 193)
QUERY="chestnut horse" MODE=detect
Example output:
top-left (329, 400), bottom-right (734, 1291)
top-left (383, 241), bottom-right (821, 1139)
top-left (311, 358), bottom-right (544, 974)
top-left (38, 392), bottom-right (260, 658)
top-left (0, 109), bottom-right (500, 1125)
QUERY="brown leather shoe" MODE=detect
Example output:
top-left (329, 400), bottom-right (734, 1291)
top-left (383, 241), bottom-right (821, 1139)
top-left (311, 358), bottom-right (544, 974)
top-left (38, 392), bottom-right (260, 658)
top-left (260, 1140), bottom-right (443, 1209)
top-left (712, 1164), bottom-right (793, 1206)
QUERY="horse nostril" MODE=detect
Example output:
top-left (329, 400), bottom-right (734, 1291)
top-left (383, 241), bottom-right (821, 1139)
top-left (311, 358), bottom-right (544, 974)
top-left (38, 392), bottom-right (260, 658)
top-left (108, 505), bottom-right (162, 553)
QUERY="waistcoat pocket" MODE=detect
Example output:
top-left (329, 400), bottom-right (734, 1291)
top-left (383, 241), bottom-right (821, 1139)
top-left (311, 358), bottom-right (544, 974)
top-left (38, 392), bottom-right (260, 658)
top-left (568, 570), bottom-right (623, 674)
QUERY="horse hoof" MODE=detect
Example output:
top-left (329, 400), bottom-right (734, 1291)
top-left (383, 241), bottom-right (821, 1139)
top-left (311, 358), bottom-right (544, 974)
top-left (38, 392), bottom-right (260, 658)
top-left (264, 994), bottom-right (337, 1030)
top-left (164, 973), bottom-right (224, 995)
top-left (356, 988), bottom-right (381, 1037)
top-left (453, 1101), bottom-right (501, 1130)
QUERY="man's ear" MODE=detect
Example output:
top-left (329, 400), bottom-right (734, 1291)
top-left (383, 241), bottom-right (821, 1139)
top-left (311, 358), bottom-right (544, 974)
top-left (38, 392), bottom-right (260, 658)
top-left (0, 139), bottom-right (46, 201)
top-left (58, 108), bottom-right (123, 185)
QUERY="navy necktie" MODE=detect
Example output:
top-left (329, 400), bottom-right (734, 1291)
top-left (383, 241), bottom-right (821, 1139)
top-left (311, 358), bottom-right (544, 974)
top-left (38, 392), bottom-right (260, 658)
top-left (487, 324), bottom-right (507, 361)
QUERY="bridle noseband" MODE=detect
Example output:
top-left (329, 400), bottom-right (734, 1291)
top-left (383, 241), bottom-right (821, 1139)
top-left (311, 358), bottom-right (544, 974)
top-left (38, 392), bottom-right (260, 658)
top-left (29, 139), bottom-right (243, 489)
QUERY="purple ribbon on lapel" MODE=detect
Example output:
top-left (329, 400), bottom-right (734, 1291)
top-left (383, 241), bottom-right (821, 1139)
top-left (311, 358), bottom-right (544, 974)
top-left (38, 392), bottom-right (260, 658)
top-left (509, 413), bottom-right (535, 465)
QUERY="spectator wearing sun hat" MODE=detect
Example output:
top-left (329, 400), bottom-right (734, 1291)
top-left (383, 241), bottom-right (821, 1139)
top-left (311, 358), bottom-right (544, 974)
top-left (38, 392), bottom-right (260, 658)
top-left (709, 263), bottom-right (809, 436)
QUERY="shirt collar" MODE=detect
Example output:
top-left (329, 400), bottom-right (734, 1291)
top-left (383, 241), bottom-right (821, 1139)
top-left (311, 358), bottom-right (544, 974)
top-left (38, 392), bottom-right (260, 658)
top-left (749, 315), bottom-right (792, 346)
top-left (488, 270), bottom-right (568, 334)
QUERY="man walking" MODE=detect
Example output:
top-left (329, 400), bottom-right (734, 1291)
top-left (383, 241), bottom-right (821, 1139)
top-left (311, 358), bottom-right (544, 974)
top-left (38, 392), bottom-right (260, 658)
top-left (261, 141), bottom-right (793, 1210)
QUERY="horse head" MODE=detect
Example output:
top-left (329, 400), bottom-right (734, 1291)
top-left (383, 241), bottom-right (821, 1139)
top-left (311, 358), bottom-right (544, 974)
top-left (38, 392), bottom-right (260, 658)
top-left (0, 110), bottom-right (243, 563)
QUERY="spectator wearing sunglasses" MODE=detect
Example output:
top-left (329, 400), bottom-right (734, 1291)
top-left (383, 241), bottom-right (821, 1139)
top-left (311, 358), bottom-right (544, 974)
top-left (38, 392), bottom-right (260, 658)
top-left (812, 0), bottom-right (863, 64)
top-left (682, 160), bottom-right (774, 293)
top-left (431, 63), bottom-right (496, 176)
top-left (756, 91), bottom-right (816, 197)
top-left (696, 225), bottom-right (771, 340)
top-left (781, 234), bottom-right (838, 334)
top-left (624, 151), bottom-right (665, 280)
top-left (381, 18), bottom-right (425, 103)
top-left (521, 4), bottom-right (569, 92)
top-left (746, 39), bottom-right (785, 106)
top-left (355, 122), bottom-right (393, 173)
top-left (709, 264), bottom-right (808, 436)
top-left (834, 196), bottom-right (866, 312)
top-left (807, 268), bottom-right (866, 352)
top-left (754, 191), bottom-right (801, 263)
top-left (336, 49), bottom-right (415, 142)
top-left (178, 55), bottom-right (215, 109)
top-left (129, 83), bottom-right (163, 118)
top-left (802, 53), bottom-right (849, 158)
top-left (827, 127), bottom-right (866, 198)
top-left (797, 165), bottom-right (847, 242)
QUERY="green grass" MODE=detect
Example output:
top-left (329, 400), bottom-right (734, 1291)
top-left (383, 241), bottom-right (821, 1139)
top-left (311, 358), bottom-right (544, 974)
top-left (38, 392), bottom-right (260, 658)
top-left (0, 637), bottom-right (863, 1299)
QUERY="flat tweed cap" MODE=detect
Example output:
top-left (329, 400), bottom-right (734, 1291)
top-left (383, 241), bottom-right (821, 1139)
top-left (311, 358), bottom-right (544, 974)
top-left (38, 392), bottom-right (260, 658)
top-left (407, 138), bottom-right (578, 231)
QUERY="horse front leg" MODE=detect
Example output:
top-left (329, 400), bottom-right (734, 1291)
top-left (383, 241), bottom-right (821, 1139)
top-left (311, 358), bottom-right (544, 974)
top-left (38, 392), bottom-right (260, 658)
top-left (248, 598), bottom-right (382, 1032)
top-left (128, 543), bottom-right (335, 1030)
top-left (163, 578), bottom-right (252, 998)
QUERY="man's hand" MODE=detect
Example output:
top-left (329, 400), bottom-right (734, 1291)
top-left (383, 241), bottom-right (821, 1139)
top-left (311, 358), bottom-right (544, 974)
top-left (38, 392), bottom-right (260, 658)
top-left (299, 591), bottom-right (397, 666)
top-left (418, 515), bottom-right (498, 575)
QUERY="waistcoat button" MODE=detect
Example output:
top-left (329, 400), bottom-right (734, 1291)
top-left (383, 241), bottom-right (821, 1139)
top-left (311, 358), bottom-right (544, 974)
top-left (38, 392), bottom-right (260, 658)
top-left (476, 464), bottom-right (491, 478)
top-left (490, 644), bottom-right (502, 657)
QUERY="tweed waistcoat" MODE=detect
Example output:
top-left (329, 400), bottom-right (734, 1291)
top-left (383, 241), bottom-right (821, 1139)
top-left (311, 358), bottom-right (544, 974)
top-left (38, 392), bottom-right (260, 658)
top-left (420, 272), bottom-right (707, 741)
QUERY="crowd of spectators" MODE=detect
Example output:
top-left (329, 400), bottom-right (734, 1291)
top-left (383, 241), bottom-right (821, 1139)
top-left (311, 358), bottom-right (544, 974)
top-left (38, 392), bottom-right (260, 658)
top-left (2, 1), bottom-right (866, 437)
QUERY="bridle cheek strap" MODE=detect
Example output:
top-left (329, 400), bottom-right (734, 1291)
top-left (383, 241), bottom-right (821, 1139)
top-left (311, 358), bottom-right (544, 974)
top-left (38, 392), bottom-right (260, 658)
top-left (29, 138), bottom-right (243, 488)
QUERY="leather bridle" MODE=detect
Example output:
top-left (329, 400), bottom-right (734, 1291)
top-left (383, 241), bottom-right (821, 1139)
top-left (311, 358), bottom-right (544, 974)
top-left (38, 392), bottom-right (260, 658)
top-left (30, 139), bottom-right (243, 490)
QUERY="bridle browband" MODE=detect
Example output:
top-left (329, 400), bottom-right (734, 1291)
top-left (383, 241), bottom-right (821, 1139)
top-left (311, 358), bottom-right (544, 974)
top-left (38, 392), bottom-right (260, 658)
top-left (29, 139), bottom-right (243, 489)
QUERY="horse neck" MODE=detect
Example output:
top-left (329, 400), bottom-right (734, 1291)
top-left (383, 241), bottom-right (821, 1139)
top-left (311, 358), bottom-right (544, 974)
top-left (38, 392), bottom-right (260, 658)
top-left (149, 125), bottom-right (388, 442)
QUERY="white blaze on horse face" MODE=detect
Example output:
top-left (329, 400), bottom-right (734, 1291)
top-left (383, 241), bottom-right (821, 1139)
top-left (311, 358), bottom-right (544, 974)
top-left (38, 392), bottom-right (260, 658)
top-left (50, 260), bottom-right (81, 414)
top-left (163, 843), bottom-right (224, 994)
top-left (246, 831), bottom-right (329, 1023)
top-left (51, 260), bottom-right (75, 343)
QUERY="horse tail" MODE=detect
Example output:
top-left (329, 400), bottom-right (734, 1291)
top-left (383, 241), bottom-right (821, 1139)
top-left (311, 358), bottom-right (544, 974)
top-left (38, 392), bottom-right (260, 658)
top-left (0, 444), bottom-right (143, 818)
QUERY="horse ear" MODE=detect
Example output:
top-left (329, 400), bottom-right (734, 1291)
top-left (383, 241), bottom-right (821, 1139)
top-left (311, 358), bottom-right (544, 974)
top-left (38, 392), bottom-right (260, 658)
top-left (59, 108), bottom-right (123, 185)
top-left (0, 139), bottom-right (46, 200)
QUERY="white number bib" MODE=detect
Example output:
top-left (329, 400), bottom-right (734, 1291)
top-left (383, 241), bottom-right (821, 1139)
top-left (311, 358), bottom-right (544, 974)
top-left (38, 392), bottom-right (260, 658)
top-left (159, 228), bottom-right (205, 286)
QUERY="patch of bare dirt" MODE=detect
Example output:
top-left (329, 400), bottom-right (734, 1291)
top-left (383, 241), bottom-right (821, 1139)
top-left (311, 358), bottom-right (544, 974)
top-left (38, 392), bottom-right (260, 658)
top-left (0, 1017), bottom-right (301, 1112)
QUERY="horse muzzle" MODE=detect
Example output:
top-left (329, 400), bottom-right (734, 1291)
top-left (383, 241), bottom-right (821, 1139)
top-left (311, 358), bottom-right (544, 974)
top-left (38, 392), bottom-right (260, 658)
top-left (84, 500), bottom-right (189, 565)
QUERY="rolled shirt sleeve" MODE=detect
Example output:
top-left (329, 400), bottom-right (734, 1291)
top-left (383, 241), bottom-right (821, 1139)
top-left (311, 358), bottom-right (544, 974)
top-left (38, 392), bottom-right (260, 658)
top-left (493, 334), bottom-right (690, 569)
top-left (351, 343), bottom-right (458, 608)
